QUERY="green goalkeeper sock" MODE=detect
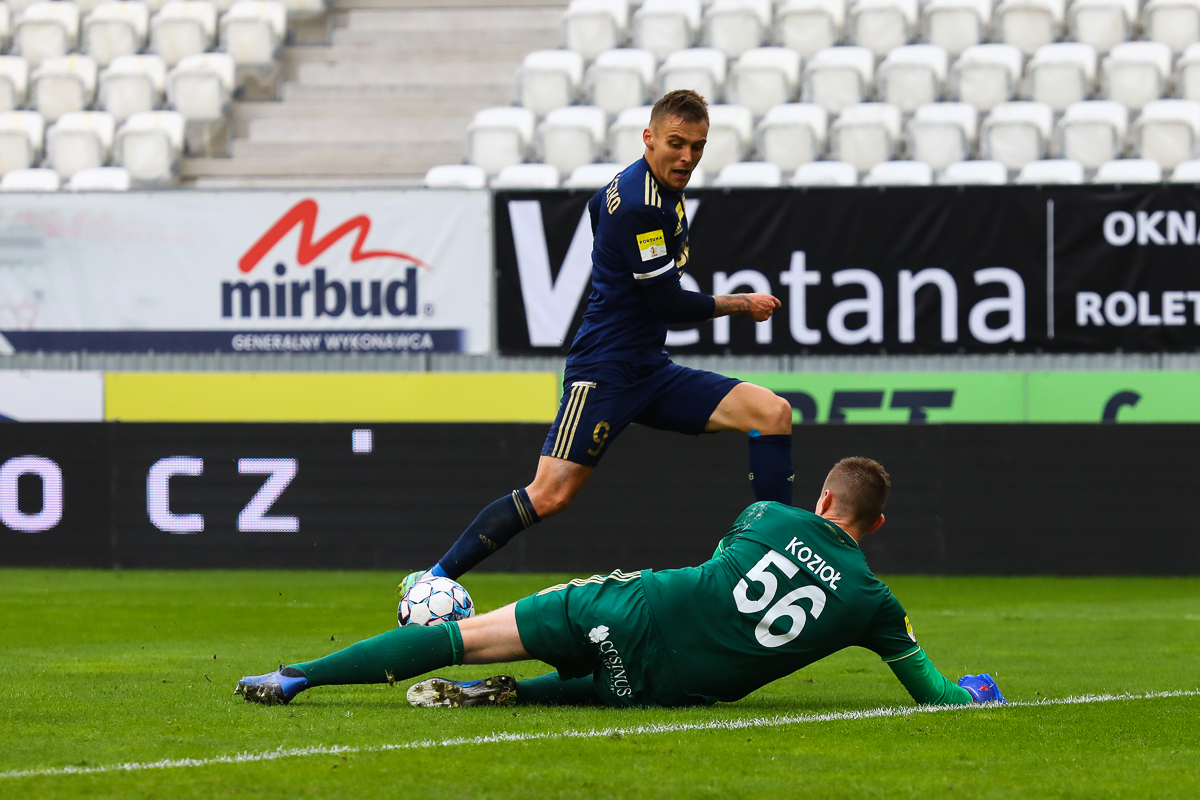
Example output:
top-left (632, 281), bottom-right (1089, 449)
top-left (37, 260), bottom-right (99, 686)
top-left (514, 671), bottom-right (601, 705)
top-left (290, 623), bottom-right (464, 687)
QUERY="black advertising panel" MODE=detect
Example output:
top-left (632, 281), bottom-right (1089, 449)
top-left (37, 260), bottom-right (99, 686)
top-left (495, 185), bottom-right (1200, 355)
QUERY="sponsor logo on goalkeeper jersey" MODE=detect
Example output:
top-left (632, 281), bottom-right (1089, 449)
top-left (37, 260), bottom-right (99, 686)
top-left (592, 628), bottom-right (632, 698)
top-left (784, 537), bottom-right (841, 591)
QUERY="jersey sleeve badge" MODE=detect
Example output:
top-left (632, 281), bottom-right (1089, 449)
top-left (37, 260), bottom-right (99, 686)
top-left (636, 230), bottom-right (668, 261)
top-left (904, 615), bottom-right (916, 642)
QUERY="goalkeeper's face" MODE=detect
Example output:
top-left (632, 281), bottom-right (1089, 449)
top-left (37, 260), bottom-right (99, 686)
top-left (643, 116), bottom-right (708, 192)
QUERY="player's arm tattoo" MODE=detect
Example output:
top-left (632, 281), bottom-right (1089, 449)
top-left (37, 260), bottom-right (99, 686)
top-left (712, 294), bottom-right (753, 318)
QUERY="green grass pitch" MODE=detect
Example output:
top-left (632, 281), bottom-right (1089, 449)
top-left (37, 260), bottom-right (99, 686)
top-left (1, 569), bottom-right (1197, 799)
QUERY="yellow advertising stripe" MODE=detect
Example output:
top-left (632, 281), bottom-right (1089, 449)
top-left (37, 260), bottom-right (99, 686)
top-left (105, 372), bottom-right (561, 423)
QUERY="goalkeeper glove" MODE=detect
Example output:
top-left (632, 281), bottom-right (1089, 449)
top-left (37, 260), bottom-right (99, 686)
top-left (957, 673), bottom-right (1007, 704)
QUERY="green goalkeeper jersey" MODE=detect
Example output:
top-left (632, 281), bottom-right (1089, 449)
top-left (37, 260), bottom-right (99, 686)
top-left (640, 501), bottom-right (922, 704)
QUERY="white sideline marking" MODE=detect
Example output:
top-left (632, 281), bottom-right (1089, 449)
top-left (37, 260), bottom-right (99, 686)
top-left (2, 689), bottom-right (1196, 781)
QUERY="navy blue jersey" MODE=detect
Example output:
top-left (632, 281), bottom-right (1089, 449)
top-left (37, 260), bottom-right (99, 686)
top-left (566, 159), bottom-right (693, 367)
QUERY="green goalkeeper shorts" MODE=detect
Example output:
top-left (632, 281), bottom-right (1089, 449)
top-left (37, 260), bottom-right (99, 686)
top-left (514, 570), bottom-right (700, 708)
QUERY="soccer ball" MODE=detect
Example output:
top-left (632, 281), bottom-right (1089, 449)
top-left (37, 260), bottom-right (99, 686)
top-left (398, 576), bottom-right (475, 627)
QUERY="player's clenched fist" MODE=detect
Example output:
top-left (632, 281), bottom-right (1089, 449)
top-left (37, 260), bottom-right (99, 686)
top-left (713, 292), bottom-right (782, 322)
top-left (746, 293), bottom-right (781, 322)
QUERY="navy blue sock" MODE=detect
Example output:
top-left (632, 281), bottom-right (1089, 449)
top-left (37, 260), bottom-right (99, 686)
top-left (435, 489), bottom-right (540, 579)
top-left (748, 431), bottom-right (794, 505)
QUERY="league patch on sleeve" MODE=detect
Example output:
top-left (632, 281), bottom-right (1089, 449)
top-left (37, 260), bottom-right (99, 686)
top-left (905, 615), bottom-right (916, 642)
top-left (636, 230), bottom-right (667, 262)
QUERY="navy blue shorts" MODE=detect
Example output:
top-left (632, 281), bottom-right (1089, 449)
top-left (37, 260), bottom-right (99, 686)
top-left (541, 361), bottom-right (741, 467)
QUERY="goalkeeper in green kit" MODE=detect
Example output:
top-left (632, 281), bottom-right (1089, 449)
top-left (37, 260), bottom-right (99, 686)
top-left (236, 457), bottom-right (1005, 708)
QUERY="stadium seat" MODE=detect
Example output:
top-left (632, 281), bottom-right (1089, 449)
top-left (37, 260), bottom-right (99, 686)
top-left (587, 48), bottom-right (656, 117)
top-left (1102, 42), bottom-right (1173, 112)
top-left (115, 109), bottom-right (182, 181)
top-left (1177, 42), bottom-right (1200, 102)
top-left (490, 162), bottom-right (562, 188)
top-left (703, 103), bottom-right (753, 171)
top-left (1027, 43), bottom-right (1097, 113)
top-left (220, 1), bottom-right (286, 67)
top-left (607, 104), bottom-right (651, 164)
top-left (1069, 0), bottom-right (1135, 55)
top-left (995, 0), bottom-right (1064, 57)
top-left (563, 0), bottom-right (629, 62)
top-left (981, 101), bottom-right (1054, 171)
top-left (16, 2), bottom-right (80, 68)
top-left (909, 101), bottom-right (977, 169)
top-left (563, 161), bottom-right (623, 187)
top-left (46, 110), bottom-right (113, 177)
top-left (634, 0), bottom-right (702, 61)
top-left (423, 164), bottom-right (488, 188)
top-left (922, 0), bottom-right (991, 58)
top-left (0, 166), bottom-right (60, 189)
top-left (65, 164), bottom-right (130, 189)
top-left (0, 110), bottom-right (44, 174)
top-left (166, 52), bottom-right (232, 121)
top-left (519, 50), bottom-right (585, 118)
top-left (790, 159), bottom-right (858, 185)
top-left (727, 47), bottom-right (801, 117)
top-left (831, 102), bottom-right (902, 172)
top-left (755, 102), bottom-right (827, 170)
top-left (1093, 157), bottom-right (1164, 182)
top-left (776, 0), bottom-right (844, 59)
top-left (150, 1), bottom-right (217, 67)
top-left (1143, 0), bottom-right (1200, 57)
top-left (83, 2), bottom-right (149, 68)
top-left (658, 47), bottom-right (727, 102)
top-left (712, 160), bottom-right (782, 185)
top-left (1015, 158), bottom-right (1085, 182)
top-left (704, 0), bottom-right (771, 59)
top-left (32, 55), bottom-right (97, 123)
top-left (280, 0), bottom-right (325, 18)
top-left (850, 0), bottom-right (917, 58)
top-left (938, 159), bottom-right (1009, 183)
top-left (466, 106), bottom-right (536, 176)
top-left (1169, 157), bottom-right (1200, 179)
top-left (0, 57), bottom-right (29, 112)
top-left (1135, 98), bottom-right (1200, 168)
top-left (803, 46), bottom-right (875, 115)
top-left (1056, 100), bottom-right (1127, 168)
top-left (878, 44), bottom-right (949, 113)
top-left (538, 104), bottom-right (607, 175)
top-left (862, 159), bottom-right (933, 184)
top-left (99, 55), bottom-right (165, 122)
top-left (951, 44), bottom-right (1023, 112)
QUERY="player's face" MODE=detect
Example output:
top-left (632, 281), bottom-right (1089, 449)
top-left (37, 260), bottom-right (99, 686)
top-left (643, 116), bottom-right (708, 191)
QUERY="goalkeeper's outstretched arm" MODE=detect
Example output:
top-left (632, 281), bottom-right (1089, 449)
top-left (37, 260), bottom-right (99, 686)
top-left (885, 648), bottom-right (974, 705)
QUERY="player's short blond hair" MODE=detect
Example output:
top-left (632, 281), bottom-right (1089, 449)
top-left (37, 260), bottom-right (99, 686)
top-left (650, 90), bottom-right (709, 131)
top-left (823, 457), bottom-right (890, 527)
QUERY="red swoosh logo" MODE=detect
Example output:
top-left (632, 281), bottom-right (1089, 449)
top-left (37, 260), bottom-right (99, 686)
top-left (239, 199), bottom-right (432, 273)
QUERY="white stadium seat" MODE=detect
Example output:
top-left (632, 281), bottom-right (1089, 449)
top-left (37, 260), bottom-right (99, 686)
top-left (704, 0), bottom-right (771, 59)
top-left (1069, 0), bottom-right (1136, 55)
top-left (166, 52), bottom-right (232, 121)
top-left (995, 0), bottom-right (1064, 57)
top-left (491, 162), bottom-right (562, 188)
top-left (1136, 98), bottom-right (1200, 167)
top-left (703, 102), bottom-right (753, 171)
top-left (850, 0), bottom-right (917, 58)
top-left (423, 164), bottom-right (488, 188)
top-left (1143, 0), bottom-right (1200, 57)
top-left (982, 101), bottom-right (1054, 171)
top-left (115, 109), bottom-right (182, 181)
top-left (1016, 158), bottom-right (1085, 183)
top-left (658, 47), bottom-right (727, 102)
top-left (16, 2), bottom-right (80, 68)
top-left (922, 0), bottom-right (991, 58)
top-left (712, 160), bottom-right (782, 185)
top-left (803, 46), bottom-right (874, 115)
top-left (466, 106), bottom-right (536, 176)
top-left (909, 101), bottom-right (977, 169)
top-left (1093, 157), bottom-right (1163, 182)
top-left (878, 44), bottom-right (949, 113)
top-left (150, 1), bottom-right (217, 67)
top-left (0, 57), bottom-right (29, 112)
top-left (938, 159), bottom-right (1009, 183)
top-left (1177, 42), bottom-right (1200, 102)
top-left (587, 48), bottom-right (656, 117)
top-left (32, 55), bottom-right (97, 123)
top-left (538, 104), bottom-right (607, 175)
top-left (1056, 100), bottom-right (1128, 168)
top-left (951, 44), bottom-right (1023, 112)
top-left (1169, 157), bottom-right (1200, 179)
top-left (0, 110), bottom-right (45, 174)
top-left (563, 0), bottom-right (629, 62)
top-left (520, 49), bottom-right (585, 118)
top-left (1103, 41), bottom-right (1172, 112)
top-left (66, 164), bottom-right (130, 189)
top-left (776, 0), bottom-right (844, 59)
top-left (1027, 43), bottom-right (1098, 113)
top-left (100, 55), bottom-right (165, 122)
top-left (0, 166), bottom-right (60, 189)
top-left (220, 0), bottom-right (286, 66)
top-left (727, 47), bottom-right (801, 117)
top-left (862, 159), bottom-right (933, 184)
top-left (634, 0), bottom-right (702, 61)
top-left (790, 160), bottom-right (858, 185)
top-left (46, 109), bottom-right (113, 177)
top-left (564, 161), bottom-right (623, 187)
top-left (755, 102), bottom-right (827, 170)
top-left (83, 1), bottom-right (149, 67)
top-left (831, 102), bottom-right (902, 172)
top-left (608, 104), bottom-right (651, 164)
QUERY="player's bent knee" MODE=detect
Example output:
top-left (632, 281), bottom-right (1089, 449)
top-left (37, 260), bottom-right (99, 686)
top-left (755, 393), bottom-right (793, 435)
top-left (528, 488), bottom-right (572, 519)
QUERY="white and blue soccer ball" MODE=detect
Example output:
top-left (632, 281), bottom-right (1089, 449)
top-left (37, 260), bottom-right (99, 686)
top-left (398, 576), bottom-right (475, 627)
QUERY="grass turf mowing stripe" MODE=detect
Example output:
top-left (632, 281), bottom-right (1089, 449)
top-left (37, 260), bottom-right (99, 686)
top-left (2, 688), bottom-right (1195, 781)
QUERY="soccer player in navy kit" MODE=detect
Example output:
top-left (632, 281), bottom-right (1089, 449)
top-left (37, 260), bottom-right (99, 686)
top-left (402, 89), bottom-right (795, 592)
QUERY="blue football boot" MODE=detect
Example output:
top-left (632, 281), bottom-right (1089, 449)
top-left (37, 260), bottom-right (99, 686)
top-left (957, 673), bottom-right (1007, 704)
top-left (406, 676), bottom-right (517, 708)
top-left (235, 665), bottom-right (309, 705)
